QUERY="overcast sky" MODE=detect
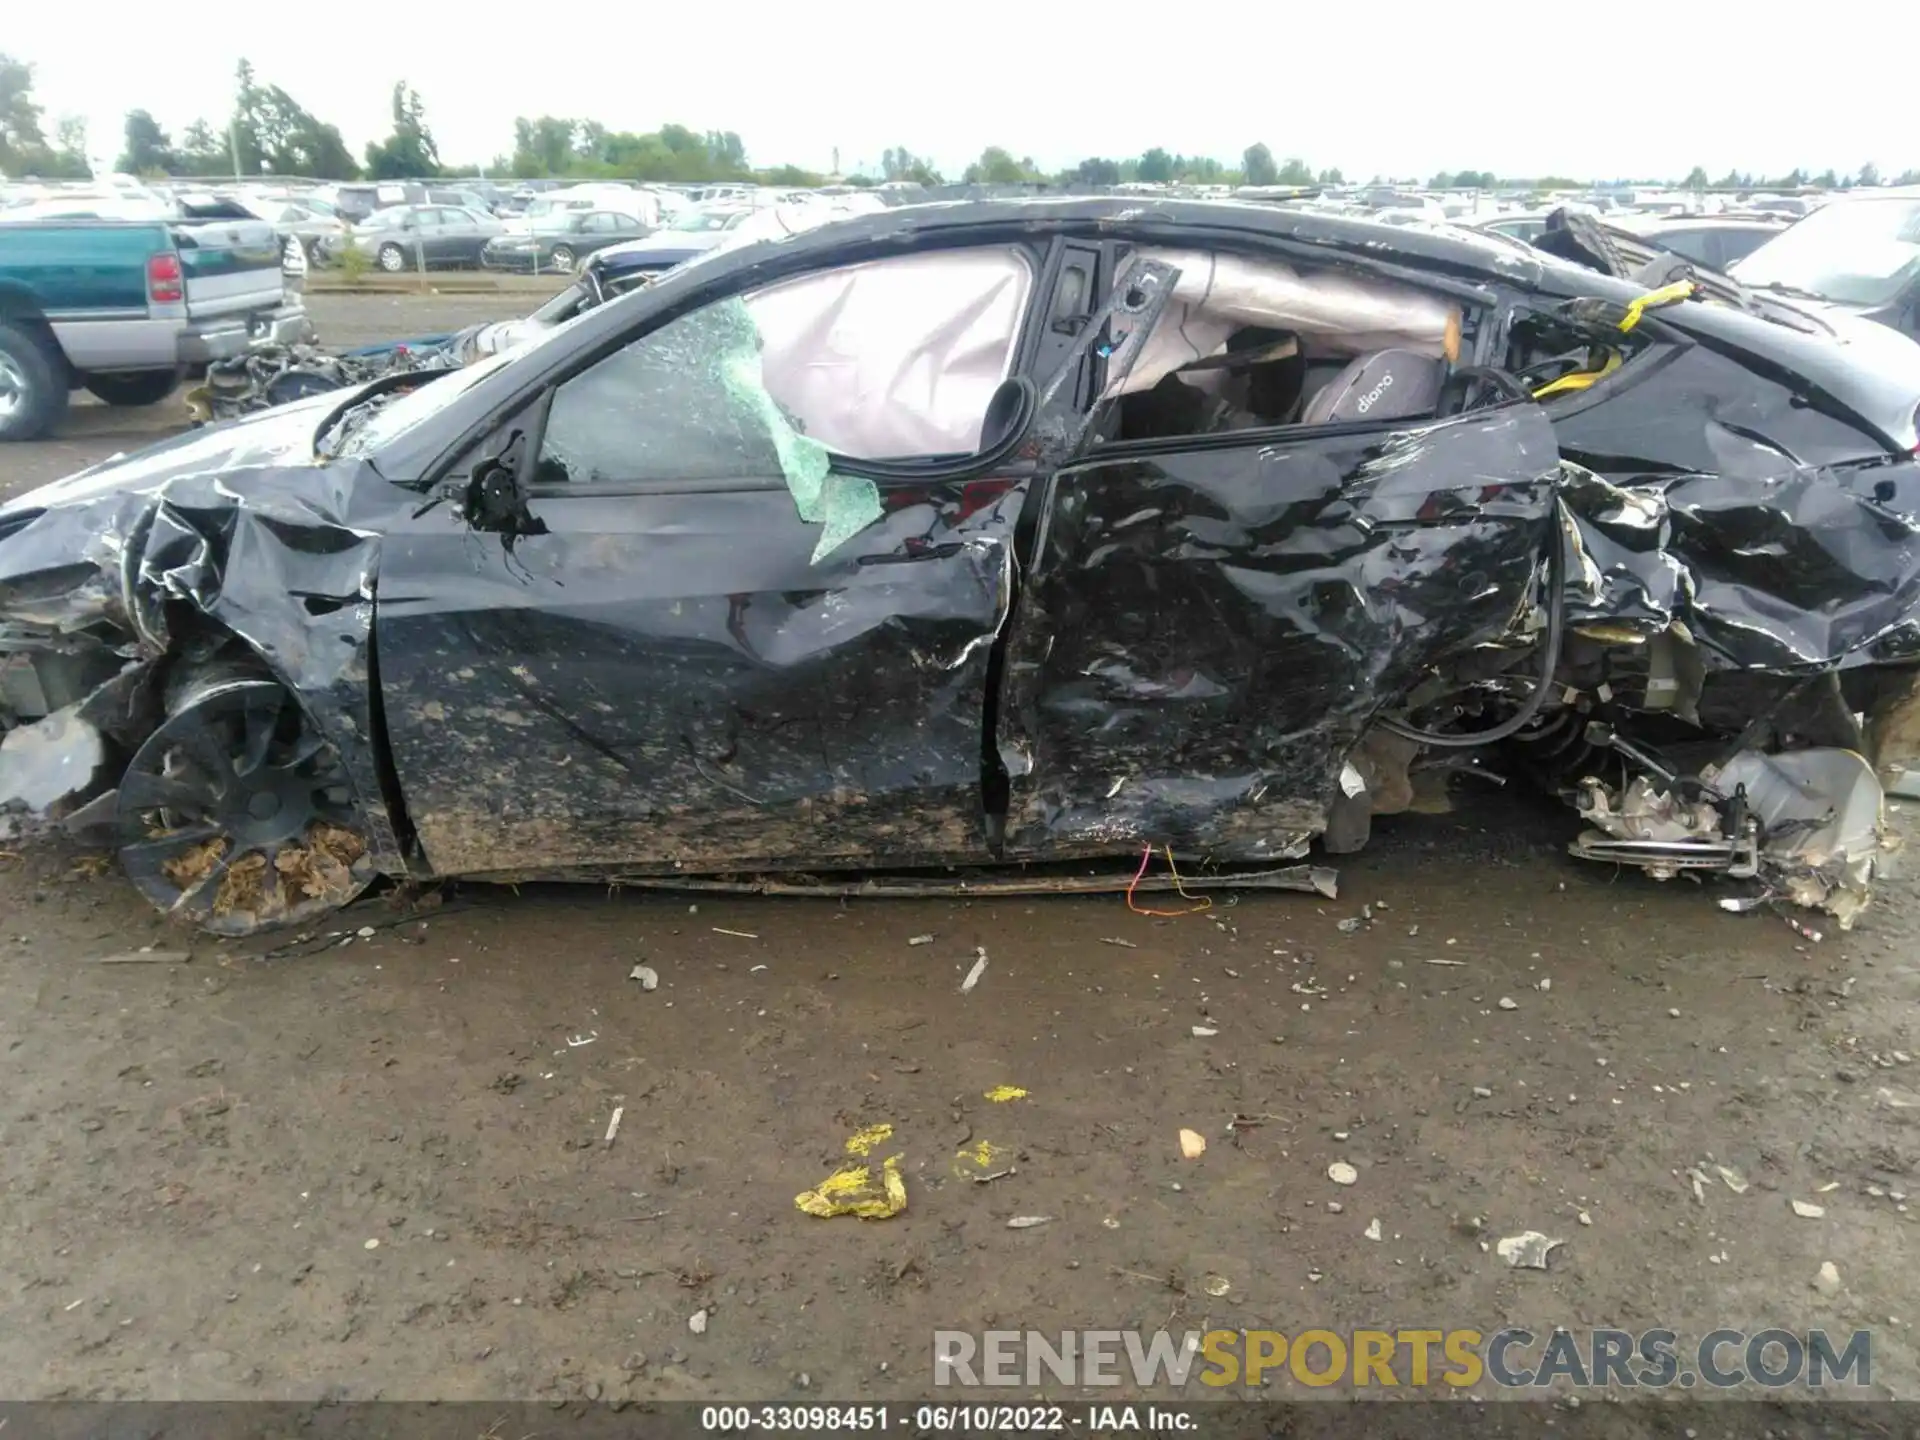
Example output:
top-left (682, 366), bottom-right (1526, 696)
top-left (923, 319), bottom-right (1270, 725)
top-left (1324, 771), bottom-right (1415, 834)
top-left (8, 3), bottom-right (1913, 182)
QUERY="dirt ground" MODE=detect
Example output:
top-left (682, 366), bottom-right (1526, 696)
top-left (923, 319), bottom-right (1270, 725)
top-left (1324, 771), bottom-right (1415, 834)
top-left (2, 293), bottom-right (1918, 1406)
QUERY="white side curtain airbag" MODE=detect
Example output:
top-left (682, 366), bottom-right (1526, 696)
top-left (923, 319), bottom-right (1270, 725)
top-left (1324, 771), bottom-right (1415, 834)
top-left (746, 248), bottom-right (1032, 459)
top-left (1116, 248), bottom-right (1460, 396)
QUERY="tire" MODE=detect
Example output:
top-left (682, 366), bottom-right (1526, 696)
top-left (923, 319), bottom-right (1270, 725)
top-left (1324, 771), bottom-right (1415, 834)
top-left (377, 242), bottom-right (409, 273)
top-left (83, 370), bottom-right (180, 408)
top-left (549, 245), bottom-right (576, 274)
top-left (0, 319), bottom-right (68, 442)
top-left (115, 672), bottom-right (375, 935)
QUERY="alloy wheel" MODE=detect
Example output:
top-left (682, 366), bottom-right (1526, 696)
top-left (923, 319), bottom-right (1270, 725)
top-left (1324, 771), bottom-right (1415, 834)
top-left (115, 677), bottom-right (374, 935)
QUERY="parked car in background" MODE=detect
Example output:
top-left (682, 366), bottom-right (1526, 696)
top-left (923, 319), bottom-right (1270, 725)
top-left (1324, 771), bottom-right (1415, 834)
top-left (167, 191), bottom-right (349, 270)
top-left (450, 181), bottom-right (514, 217)
top-left (480, 209), bottom-right (652, 273)
top-left (316, 183), bottom-right (423, 224)
top-left (426, 186), bottom-right (495, 215)
top-left (1732, 190), bottom-right (1920, 341)
top-left (321, 204), bottom-right (505, 272)
top-left (260, 200), bottom-right (350, 268)
top-left (1746, 194), bottom-right (1824, 220)
top-left (1471, 207), bottom-right (1594, 245)
top-left (507, 185), bottom-right (663, 231)
top-left (583, 204), bottom-right (752, 278)
top-left (1612, 213), bottom-right (1787, 272)
top-left (0, 216), bottom-right (309, 439)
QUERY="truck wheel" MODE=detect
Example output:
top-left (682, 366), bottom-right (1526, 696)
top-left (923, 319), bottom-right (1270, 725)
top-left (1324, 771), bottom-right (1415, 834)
top-left (83, 370), bottom-right (180, 408)
top-left (378, 243), bottom-right (408, 273)
top-left (0, 320), bottom-right (68, 442)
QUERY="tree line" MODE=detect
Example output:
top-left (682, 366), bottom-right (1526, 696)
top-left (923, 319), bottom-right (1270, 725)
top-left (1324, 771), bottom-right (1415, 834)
top-left (6, 53), bottom-right (1920, 193)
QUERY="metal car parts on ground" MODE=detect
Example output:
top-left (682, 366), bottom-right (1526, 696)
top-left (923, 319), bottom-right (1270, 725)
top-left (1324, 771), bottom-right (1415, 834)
top-left (4, 198), bottom-right (1920, 936)
top-left (183, 321), bottom-right (549, 424)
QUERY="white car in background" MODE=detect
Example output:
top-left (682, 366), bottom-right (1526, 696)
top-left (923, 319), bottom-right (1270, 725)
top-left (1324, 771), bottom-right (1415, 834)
top-left (1732, 189), bottom-right (1920, 342)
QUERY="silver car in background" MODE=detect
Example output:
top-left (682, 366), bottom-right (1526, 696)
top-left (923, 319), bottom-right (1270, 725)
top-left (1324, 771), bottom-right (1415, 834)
top-left (320, 204), bottom-right (505, 272)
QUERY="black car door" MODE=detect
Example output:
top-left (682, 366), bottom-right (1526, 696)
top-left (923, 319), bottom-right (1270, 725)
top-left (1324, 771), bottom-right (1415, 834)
top-left (995, 291), bottom-right (1564, 864)
top-left (371, 241), bottom-right (1161, 879)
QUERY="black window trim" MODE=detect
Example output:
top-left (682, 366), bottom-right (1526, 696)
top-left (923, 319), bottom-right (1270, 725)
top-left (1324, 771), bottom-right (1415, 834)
top-left (511, 239), bottom-right (1052, 498)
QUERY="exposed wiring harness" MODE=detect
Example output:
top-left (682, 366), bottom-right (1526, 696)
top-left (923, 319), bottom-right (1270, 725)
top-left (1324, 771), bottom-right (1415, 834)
top-left (1377, 503), bottom-right (1568, 749)
top-left (1378, 278), bottom-right (1692, 749)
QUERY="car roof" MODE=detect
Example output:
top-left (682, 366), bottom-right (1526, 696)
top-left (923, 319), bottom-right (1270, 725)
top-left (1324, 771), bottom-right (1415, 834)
top-left (1620, 214), bottom-right (1787, 230)
top-left (669, 195), bottom-right (1556, 291)
top-left (1820, 187), bottom-right (1920, 202)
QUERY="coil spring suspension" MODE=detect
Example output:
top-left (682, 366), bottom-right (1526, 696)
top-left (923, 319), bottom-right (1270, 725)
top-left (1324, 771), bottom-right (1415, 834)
top-left (1508, 707), bottom-right (1597, 782)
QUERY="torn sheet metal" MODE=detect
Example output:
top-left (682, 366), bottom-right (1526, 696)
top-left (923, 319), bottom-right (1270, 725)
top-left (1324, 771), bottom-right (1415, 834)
top-left (1556, 459), bottom-right (1920, 670)
top-left (0, 394), bottom-right (402, 873)
top-left (997, 403), bottom-right (1565, 859)
top-left (373, 470), bottom-right (1023, 878)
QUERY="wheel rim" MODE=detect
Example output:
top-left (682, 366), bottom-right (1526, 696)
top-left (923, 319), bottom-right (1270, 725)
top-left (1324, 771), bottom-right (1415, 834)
top-left (550, 247), bottom-right (574, 273)
top-left (379, 245), bottom-right (405, 272)
top-left (0, 351), bottom-right (26, 423)
top-left (116, 678), bottom-right (373, 935)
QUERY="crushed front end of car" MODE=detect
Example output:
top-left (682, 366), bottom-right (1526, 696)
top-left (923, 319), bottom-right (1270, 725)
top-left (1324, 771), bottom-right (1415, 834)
top-left (1357, 456), bottom-right (1920, 929)
top-left (0, 401), bottom-right (398, 934)
top-left (0, 508), bottom-right (151, 822)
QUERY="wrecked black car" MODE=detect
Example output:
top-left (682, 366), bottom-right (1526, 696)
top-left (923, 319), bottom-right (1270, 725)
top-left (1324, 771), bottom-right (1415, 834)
top-left (6, 197), bottom-right (1920, 936)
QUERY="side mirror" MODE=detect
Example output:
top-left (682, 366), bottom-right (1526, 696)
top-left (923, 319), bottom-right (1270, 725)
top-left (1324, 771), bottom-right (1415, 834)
top-left (455, 426), bottom-right (548, 545)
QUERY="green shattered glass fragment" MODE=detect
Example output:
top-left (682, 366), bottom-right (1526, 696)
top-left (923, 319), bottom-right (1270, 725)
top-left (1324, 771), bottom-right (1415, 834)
top-left (710, 297), bottom-right (883, 563)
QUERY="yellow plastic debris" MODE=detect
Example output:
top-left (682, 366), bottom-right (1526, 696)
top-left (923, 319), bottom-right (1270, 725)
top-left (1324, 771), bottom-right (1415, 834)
top-left (983, 1085), bottom-right (1029, 1103)
top-left (952, 1139), bottom-right (1012, 1179)
top-left (1618, 279), bottom-right (1696, 333)
top-left (844, 1123), bottom-right (894, 1157)
top-left (1179, 1128), bottom-right (1208, 1159)
top-left (795, 1155), bottom-right (907, 1219)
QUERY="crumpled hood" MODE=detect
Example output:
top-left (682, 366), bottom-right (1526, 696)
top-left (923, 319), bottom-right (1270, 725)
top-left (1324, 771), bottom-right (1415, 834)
top-left (1, 389), bottom-right (349, 519)
top-left (599, 231), bottom-right (723, 263)
top-left (0, 388), bottom-right (373, 644)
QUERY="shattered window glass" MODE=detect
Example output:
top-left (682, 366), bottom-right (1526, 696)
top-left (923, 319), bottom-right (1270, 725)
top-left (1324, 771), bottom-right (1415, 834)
top-left (536, 300), bottom-right (789, 486)
top-left (535, 296), bottom-right (882, 561)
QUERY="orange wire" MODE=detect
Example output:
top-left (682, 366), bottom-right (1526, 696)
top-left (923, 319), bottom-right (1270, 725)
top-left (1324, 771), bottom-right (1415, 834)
top-left (1125, 843), bottom-right (1213, 917)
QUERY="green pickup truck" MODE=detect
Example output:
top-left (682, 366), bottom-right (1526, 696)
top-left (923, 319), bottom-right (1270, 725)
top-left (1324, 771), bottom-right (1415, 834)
top-left (0, 217), bottom-right (311, 441)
